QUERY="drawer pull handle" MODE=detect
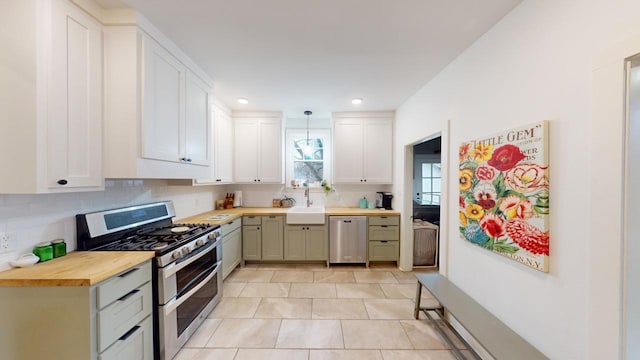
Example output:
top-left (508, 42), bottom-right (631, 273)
top-left (117, 288), bottom-right (140, 302)
top-left (228, 221), bottom-right (234, 225)
top-left (380, 216), bottom-right (388, 219)
top-left (119, 325), bottom-right (141, 341)
top-left (381, 241), bottom-right (388, 243)
top-left (118, 267), bottom-right (139, 278)
top-left (381, 225), bottom-right (388, 228)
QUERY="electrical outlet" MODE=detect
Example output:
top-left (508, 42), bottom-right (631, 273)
top-left (0, 233), bottom-right (11, 254)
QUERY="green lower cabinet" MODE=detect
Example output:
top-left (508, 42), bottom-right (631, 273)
top-left (242, 225), bottom-right (262, 260)
top-left (261, 216), bottom-right (284, 260)
top-left (368, 240), bottom-right (399, 261)
top-left (284, 224), bottom-right (328, 261)
top-left (284, 226), bottom-right (306, 260)
top-left (306, 225), bottom-right (328, 260)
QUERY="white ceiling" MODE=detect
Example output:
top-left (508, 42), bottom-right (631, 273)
top-left (97, 0), bottom-right (522, 119)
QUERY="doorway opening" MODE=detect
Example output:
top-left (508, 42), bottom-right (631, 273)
top-left (412, 136), bottom-right (441, 269)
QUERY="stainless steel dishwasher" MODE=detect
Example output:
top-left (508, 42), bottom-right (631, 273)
top-left (329, 216), bottom-right (367, 263)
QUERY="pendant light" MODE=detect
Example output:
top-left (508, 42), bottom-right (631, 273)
top-left (303, 110), bottom-right (312, 158)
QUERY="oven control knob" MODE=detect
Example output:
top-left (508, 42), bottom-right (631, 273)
top-left (196, 239), bottom-right (205, 247)
top-left (208, 232), bottom-right (217, 240)
top-left (181, 247), bottom-right (191, 256)
top-left (171, 250), bottom-right (182, 260)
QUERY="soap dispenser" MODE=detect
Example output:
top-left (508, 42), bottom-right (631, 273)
top-left (359, 196), bottom-right (368, 209)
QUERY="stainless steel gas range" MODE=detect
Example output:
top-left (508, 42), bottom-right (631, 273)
top-left (76, 201), bottom-right (222, 360)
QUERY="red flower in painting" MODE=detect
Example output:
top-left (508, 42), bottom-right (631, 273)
top-left (505, 219), bottom-right (549, 255)
top-left (459, 196), bottom-right (466, 209)
top-left (487, 144), bottom-right (525, 171)
top-left (479, 213), bottom-right (506, 238)
top-left (475, 165), bottom-right (496, 181)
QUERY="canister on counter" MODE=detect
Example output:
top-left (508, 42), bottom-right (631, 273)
top-left (33, 242), bottom-right (53, 262)
top-left (52, 239), bottom-right (67, 258)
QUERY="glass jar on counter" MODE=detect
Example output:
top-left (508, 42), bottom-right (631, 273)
top-left (52, 239), bottom-right (66, 258)
top-left (33, 242), bottom-right (53, 262)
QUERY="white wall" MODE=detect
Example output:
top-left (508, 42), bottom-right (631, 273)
top-left (394, 0), bottom-right (640, 358)
top-left (0, 180), bottom-right (228, 271)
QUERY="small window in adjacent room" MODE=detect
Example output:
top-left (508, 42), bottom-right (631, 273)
top-left (285, 129), bottom-right (331, 187)
top-left (420, 162), bottom-right (441, 205)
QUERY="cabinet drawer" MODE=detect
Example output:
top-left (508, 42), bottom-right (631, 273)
top-left (368, 226), bottom-right (399, 241)
top-left (221, 218), bottom-right (242, 235)
top-left (368, 216), bottom-right (399, 226)
top-left (99, 315), bottom-right (153, 360)
top-left (98, 282), bottom-right (152, 353)
top-left (243, 215), bottom-right (261, 225)
top-left (97, 261), bottom-right (151, 309)
top-left (368, 241), bottom-right (399, 261)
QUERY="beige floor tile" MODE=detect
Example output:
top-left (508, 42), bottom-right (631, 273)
top-left (392, 272), bottom-right (421, 284)
top-left (379, 284), bottom-right (418, 299)
top-left (289, 283), bottom-right (337, 298)
top-left (380, 350), bottom-right (457, 360)
top-left (342, 320), bottom-right (413, 349)
top-left (173, 348), bottom-right (238, 360)
top-left (276, 319), bottom-right (344, 349)
top-left (310, 349), bottom-right (383, 360)
top-left (223, 282), bottom-right (247, 297)
top-left (227, 270), bottom-right (274, 282)
top-left (364, 299), bottom-right (416, 320)
top-left (209, 297), bottom-right (261, 318)
top-left (271, 270), bottom-right (314, 283)
top-left (206, 318), bottom-right (281, 348)
top-left (183, 319), bottom-right (222, 347)
top-left (297, 263), bottom-right (330, 271)
top-left (336, 283), bottom-right (385, 299)
top-left (235, 349), bottom-right (310, 360)
top-left (312, 299), bottom-right (369, 319)
top-left (400, 320), bottom-right (465, 349)
top-left (239, 282), bottom-right (290, 297)
top-left (315, 271), bottom-right (356, 283)
top-left (353, 271), bottom-right (399, 284)
top-left (254, 298), bottom-right (312, 319)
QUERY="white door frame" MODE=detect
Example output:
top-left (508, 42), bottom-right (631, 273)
top-left (400, 120), bottom-right (450, 274)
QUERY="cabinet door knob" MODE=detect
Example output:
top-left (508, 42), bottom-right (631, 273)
top-left (57, 179), bottom-right (68, 185)
top-left (364, 179), bottom-right (367, 182)
top-left (258, 179), bottom-right (261, 182)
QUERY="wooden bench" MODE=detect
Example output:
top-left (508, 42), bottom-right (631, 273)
top-left (414, 273), bottom-right (548, 360)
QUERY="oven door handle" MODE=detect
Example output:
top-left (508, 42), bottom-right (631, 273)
top-left (162, 237), bottom-right (221, 279)
top-left (162, 259), bottom-right (222, 316)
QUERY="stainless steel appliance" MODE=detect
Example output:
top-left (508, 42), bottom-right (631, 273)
top-left (329, 216), bottom-right (367, 263)
top-left (376, 192), bottom-right (394, 210)
top-left (76, 201), bottom-right (222, 360)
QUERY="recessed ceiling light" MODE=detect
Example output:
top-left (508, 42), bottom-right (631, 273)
top-left (237, 97), bottom-right (249, 104)
top-left (351, 98), bottom-right (363, 105)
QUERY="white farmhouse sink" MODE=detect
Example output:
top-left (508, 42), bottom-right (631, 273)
top-left (286, 206), bottom-right (326, 224)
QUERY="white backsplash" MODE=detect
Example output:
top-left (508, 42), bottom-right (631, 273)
top-left (0, 181), bottom-right (390, 271)
top-left (229, 184), bottom-right (393, 209)
top-left (0, 180), bottom-right (229, 271)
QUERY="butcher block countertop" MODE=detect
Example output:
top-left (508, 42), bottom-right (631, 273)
top-left (0, 251), bottom-right (154, 287)
top-left (178, 207), bottom-right (400, 225)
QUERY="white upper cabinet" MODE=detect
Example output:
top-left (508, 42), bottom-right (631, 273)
top-left (234, 112), bottom-right (283, 183)
top-left (0, 0), bottom-right (103, 193)
top-left (195, 102), bottom-right (234, 184)
top-left (103, 13), bottom-right (213, 179)
top-left (332, 112), bottom-right (394, 184)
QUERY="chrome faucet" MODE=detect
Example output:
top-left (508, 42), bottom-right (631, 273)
top-left (304, 184), bottom-right (313, 207)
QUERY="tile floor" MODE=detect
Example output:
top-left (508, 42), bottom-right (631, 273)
top-left (174, 263), bottom-right (466, 360)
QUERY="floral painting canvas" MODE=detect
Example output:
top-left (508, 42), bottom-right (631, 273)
top-left (459, 121), bottom-right (549, 272)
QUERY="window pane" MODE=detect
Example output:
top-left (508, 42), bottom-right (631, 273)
top-left (294, 161), bottom-right (323, 183)
top-left (432, 163), bottom-right (441, 177)
top-left (432, 179), bottom-right (441, 192)
top-left (313, 148), bottom-right (323, 160)
top-left (422, 179), bottom-right (431, 192)
top-left (422, 163), bottom-right (432, 177)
